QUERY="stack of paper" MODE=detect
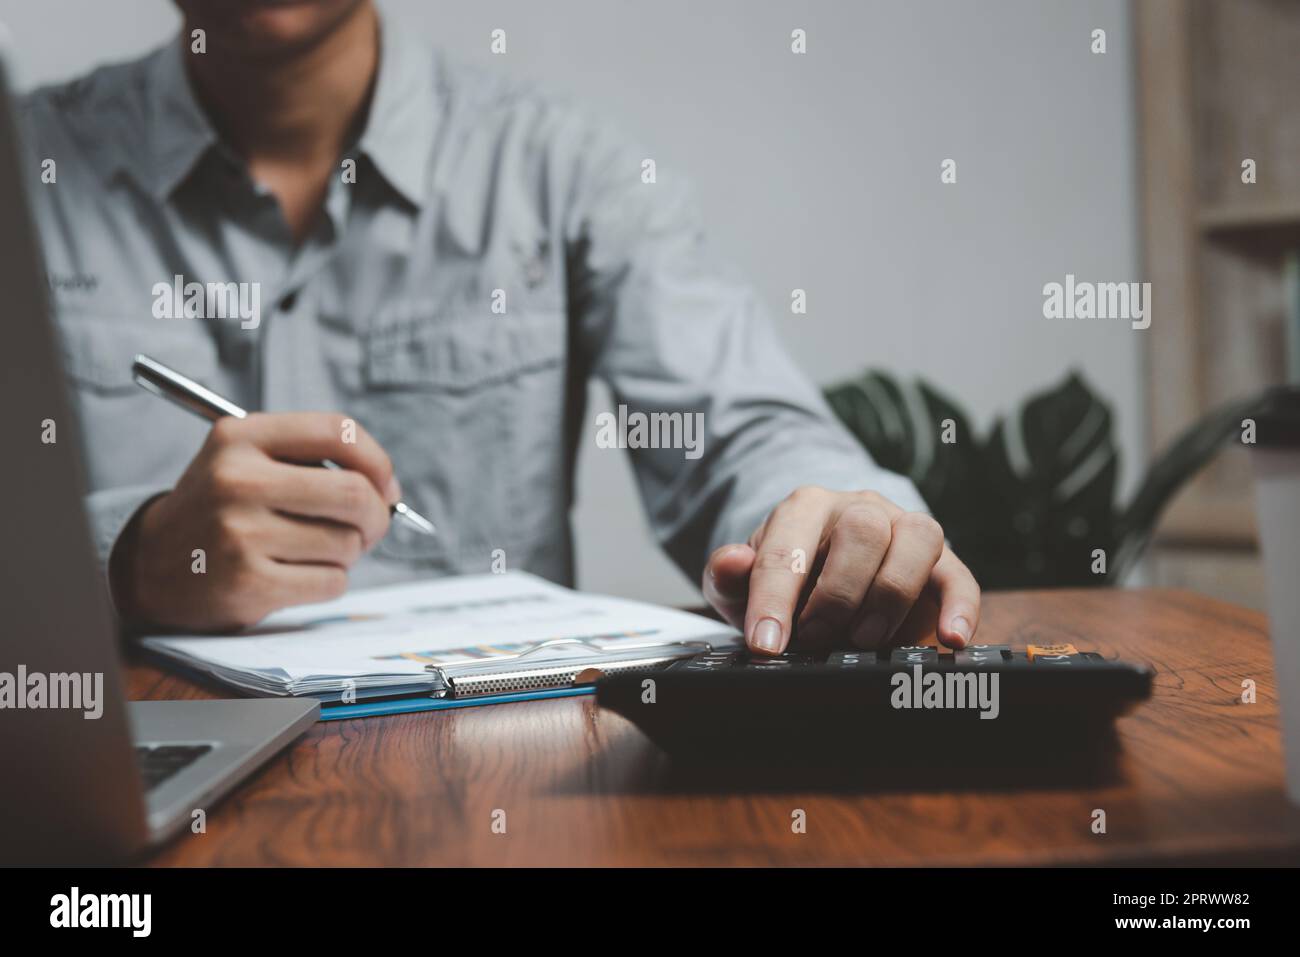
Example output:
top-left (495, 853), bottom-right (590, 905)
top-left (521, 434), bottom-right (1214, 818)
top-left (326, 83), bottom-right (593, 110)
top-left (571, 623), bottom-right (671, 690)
top-left (140, 572), bottom-right (739, 701)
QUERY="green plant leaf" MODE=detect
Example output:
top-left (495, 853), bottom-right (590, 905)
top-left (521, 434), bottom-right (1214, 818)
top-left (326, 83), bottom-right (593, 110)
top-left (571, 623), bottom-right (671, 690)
top-left (908, 380), bottom-right (992, 546)
top-left (1111, 387), bottom-right (1278, 580)
top-left (824, 371), bottom-right (916, 478)
top-left (825, 368), bottom-right (1275, 591)
top-left (975, 373), bottom-right (1118, 587)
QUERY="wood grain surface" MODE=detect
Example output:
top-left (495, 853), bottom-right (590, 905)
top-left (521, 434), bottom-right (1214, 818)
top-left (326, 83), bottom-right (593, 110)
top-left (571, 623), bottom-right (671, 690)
top-left (129, 588), bottom-right (1300, 866)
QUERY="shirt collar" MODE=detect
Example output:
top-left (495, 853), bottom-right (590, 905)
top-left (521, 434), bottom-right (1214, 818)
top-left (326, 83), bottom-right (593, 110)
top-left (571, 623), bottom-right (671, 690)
top-left (356, 21), bottom-right (439, 208)
top-left (144, 19), bottom-right (438, 207)
top-left (145, 37), bottom-right (219, 201)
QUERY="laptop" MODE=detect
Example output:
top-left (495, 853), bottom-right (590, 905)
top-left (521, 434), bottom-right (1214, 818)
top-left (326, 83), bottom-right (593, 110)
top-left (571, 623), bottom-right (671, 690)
top-left (0, 38), bottom-right (317, 864)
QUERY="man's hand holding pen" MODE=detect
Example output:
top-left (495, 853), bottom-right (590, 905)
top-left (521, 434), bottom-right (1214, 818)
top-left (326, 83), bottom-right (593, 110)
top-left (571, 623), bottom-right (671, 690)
top-left (110, 412), bottom-right (400, 631)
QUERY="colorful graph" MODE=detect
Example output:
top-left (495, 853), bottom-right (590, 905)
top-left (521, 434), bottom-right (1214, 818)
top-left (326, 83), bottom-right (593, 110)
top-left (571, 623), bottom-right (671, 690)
top-left (374, 628), bottom-right (662, 665)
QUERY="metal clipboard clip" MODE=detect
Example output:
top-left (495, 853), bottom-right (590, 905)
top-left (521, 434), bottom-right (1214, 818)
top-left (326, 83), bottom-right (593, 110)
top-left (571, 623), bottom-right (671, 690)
top-left (424, 632), bottom-right (736, 700)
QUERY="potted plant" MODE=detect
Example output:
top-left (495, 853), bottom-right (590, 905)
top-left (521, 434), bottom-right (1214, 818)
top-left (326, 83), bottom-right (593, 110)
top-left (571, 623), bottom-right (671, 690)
top-left (824, 370), bottom-right (1280, 589)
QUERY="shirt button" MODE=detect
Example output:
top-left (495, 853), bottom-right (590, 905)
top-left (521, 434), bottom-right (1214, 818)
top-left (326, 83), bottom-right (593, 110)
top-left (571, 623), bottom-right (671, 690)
top-left (279, 291), bottom-right (297, 311)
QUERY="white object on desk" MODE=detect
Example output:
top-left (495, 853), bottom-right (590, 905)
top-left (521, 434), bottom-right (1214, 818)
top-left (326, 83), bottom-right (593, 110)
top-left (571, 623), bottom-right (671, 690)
top-left (1254, 432), bottom-right (1300, 805)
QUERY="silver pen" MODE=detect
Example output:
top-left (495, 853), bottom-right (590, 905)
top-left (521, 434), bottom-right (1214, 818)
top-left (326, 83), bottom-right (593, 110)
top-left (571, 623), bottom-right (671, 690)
top-left (131, 354), bottom-right (436, 536)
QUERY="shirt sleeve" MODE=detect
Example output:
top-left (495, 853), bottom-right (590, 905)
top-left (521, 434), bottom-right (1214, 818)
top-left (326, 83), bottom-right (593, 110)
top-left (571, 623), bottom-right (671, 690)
top-left (85, 485), bottom-right (170, 565)
top-left (561, 121), bottom-right (928, 585)
top-left (84, 484), bottom-right (171, 625)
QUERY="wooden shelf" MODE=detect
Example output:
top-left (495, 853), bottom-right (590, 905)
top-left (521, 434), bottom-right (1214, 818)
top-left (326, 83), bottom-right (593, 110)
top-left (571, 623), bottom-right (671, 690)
top-left (1199, 202), bottom-right (1300, 248)
top-left (1137, 0), bottom-right (1297, 576)
top-left (1199, 201), bottom-right (1300, 235)
top-left (1152, 495), bottom-right (1257, 550)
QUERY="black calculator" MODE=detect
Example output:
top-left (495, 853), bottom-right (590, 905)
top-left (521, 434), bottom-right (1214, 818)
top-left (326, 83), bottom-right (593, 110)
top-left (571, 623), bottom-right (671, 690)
top-left (595, 643), bottom-right (1153, 765)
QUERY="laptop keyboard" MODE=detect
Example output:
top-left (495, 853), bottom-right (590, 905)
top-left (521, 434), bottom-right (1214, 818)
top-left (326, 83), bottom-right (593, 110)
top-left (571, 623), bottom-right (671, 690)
top-left (134, 744), bottom-right (213, 791)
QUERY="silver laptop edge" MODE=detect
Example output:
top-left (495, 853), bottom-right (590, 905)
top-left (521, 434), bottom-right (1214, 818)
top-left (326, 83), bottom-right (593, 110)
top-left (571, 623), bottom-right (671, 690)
top-left (0, 40), bottom-right (317, 865)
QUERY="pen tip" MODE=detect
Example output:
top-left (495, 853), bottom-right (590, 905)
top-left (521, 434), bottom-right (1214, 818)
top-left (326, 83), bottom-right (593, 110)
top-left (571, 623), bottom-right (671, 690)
top-left (394, 502), bottom-right (437, 536)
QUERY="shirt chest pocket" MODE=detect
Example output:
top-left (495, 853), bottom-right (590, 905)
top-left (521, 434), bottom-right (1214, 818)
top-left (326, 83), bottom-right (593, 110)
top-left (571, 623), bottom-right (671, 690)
top-left (339, 309), bottom-right (569, 566)
top-left (54, 315), bottom-right (223, 489)
top-left (59, 316), bottom-right (218, 394)
top-left (362, 309), bottom-right (565, 392)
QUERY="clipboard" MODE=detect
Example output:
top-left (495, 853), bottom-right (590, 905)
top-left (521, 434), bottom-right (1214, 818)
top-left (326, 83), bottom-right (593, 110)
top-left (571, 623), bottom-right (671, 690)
top-left (430, 635), bottom-right (722, 697)
top-left (319, 686), bottom-right (594, 721)
top-left (138, 572), bottom-right (740, 712)
top-left (318, 636), bottom-right (725, 720)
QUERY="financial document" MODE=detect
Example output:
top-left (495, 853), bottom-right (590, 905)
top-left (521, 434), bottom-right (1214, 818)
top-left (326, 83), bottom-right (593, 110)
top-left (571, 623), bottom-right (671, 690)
top-left (140, 572), bottom-right (739, 699)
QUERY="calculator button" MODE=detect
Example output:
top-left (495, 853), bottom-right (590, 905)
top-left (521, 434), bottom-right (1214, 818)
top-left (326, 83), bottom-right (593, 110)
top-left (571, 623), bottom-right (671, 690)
top-left (1030, 654), bottom-right (1080, 665)
top-left (954, 647), bottom-right (1005, 667)
top-left (1027, 643), bottom-right (1078, 661)
top-left (890, 646), bottom-right (937, 665)
top-left (825, 651), bottom-right (880, 669)
top-left (673, 651), bottom-right (743, 672)
top-left (741, 653), bottom-right (815, 669)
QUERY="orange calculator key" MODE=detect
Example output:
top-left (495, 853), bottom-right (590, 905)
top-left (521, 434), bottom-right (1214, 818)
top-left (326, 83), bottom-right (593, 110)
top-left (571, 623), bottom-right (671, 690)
top-left (1027, 643), bottom-right (1079, 661)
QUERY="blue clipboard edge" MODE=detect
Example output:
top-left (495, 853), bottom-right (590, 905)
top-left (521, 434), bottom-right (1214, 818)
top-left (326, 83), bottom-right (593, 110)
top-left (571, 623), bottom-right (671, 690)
top-left (136, 647), bottom-right (598, 720)
top-left (319, 685), bottom-right (594, 720)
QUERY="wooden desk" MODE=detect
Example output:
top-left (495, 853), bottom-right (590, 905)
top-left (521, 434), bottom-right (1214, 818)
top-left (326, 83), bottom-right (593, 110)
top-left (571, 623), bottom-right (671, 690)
top-left (131, 588), bottom-right (1300, 866)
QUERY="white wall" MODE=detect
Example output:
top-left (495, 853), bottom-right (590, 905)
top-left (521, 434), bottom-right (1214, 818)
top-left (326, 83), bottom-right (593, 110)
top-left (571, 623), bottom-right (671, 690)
top-left (0, 0), bottom-right (1143, 605)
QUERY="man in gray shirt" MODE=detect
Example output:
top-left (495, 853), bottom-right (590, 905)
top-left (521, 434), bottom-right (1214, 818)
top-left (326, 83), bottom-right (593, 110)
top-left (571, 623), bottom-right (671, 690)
top-left (24, 0), bottom-right (980, 656)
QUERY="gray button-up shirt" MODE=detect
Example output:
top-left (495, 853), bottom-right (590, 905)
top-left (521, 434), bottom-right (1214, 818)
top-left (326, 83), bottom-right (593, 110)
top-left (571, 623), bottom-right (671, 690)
top-left (21, 23), bottom-right (924, 594)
